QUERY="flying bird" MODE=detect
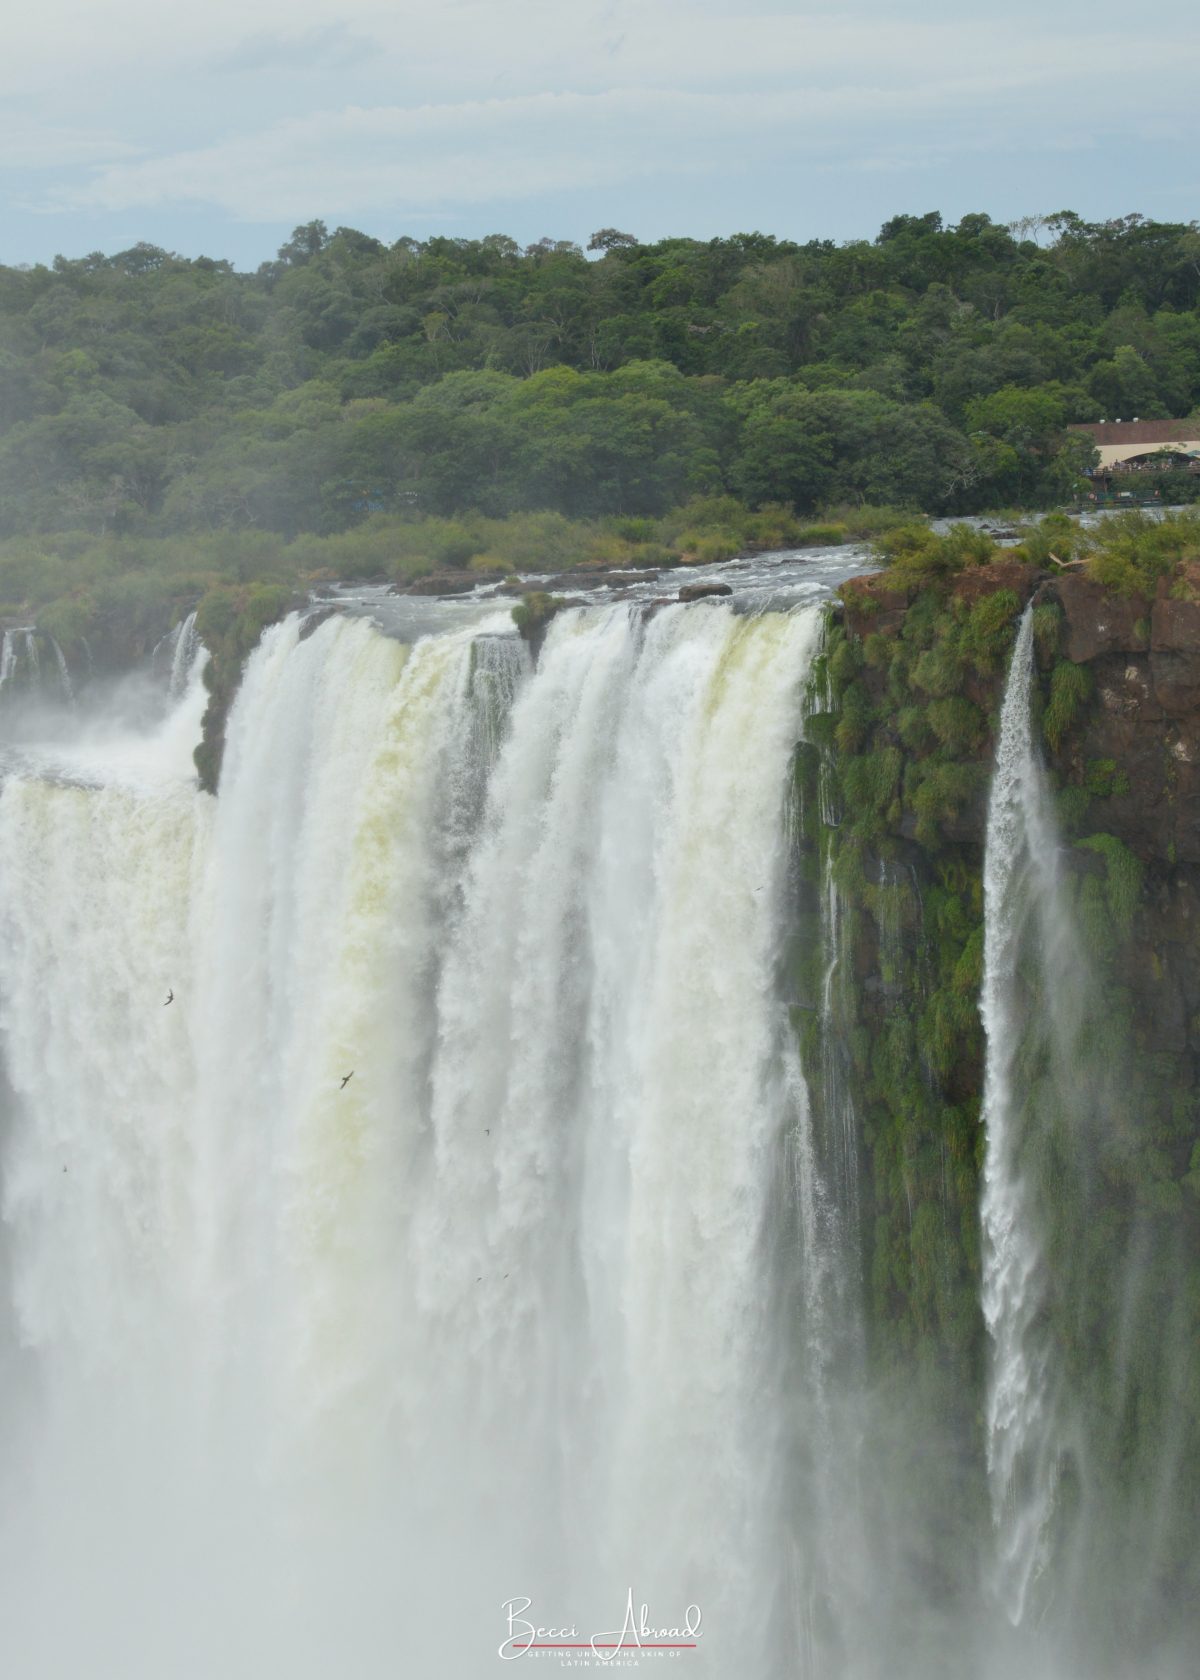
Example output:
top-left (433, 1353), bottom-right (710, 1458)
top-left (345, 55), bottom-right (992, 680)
top-left (340, 1072), bottom-right (354, 1090)
top-left (163, 989), bottom-right (174, 1006)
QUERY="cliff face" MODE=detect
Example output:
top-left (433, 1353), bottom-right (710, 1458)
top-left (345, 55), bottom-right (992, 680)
top-left (800, 565), bottom-right (1200, 1643)
top-left (837, 564), bottom-right (1200, 1069)
top-left (1048, 568), bottom-right (1200, 862)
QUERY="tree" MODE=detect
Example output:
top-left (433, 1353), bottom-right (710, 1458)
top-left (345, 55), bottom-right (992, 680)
top-left (587, 229), bottom-right (638, 252)
top-left (276, 221), bottom-right (330, 267)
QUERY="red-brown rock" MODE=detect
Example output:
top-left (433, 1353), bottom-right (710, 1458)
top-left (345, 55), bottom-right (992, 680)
top-left (841, 574), bottom-right (912, 640)
top-left (1150, 567), bottom-right (1200, 715)
top-left (948, 561), bottom-right (1037, 608)
top-left (1051, 575), bottom-right (1150, 662)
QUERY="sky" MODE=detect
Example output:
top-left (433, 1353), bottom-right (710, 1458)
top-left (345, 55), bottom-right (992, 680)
top-left (2, 0), bottom-right (1198, 270)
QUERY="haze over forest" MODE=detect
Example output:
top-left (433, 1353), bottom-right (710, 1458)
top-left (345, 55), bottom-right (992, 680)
top-left (4, 210), bottom-right (1200, 537)
top-left (2, 208), bottom-right (1199, 676)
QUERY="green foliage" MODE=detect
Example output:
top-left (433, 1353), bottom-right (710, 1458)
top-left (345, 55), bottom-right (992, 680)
top-left (959, 589), bottom-right (1023, 674)
top-left (1017, 511), bottom-right (1090, 569)
top-left (828, 632), bottom-right (864, 694)
top-left (511, 591), bottom-right (572, 642)
top-left (193, 581), bottom-right (297, 791)
top-left (3, 212), bottom-right (1199, 572)
top-left (911, 640), bottom-right (965, 698)
top-left (1076, 833), bottom-right (1144, 935)
top-left (800, 578), bottom-right (1200, 1616)
top-left (1084, 758), bottom-right (1131, 798)
top-left (873, 522), bottom-right (1001, 589)
top-left (793, 522), bottom-right (848, 547)
top-left (795, 607), bottom-right (995, 1398)
top-left (1086, 509), bottom-right (1200, 596)
top-left (927, 696), bottom-right (986, 755)
top-left (834, 680), bottom-right (875, 755)
top-left (1044, 659), bottom-right (1093, 751)
top-left (841, 748), bottom-right (902, 839)
top-left (1032, 601), bottom-right (1063, 660)
top-left (1056, 785), bottom-right (1091, 835)
top-left (908, 761), bottom-right (985, 847)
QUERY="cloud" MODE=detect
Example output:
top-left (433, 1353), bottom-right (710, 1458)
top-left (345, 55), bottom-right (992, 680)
top-left (47, 39), bottom-right (1195, 227)
top-left (7, 4), bottom-right (1195, 103)
top-left (0, 123), bottom-right (137, 172)
top-left (3, 3), bottom-right (1198, 259)
top-left (213, 24), bottom-right (376, 75)
top-left (38, 86), bottom-right (952, 220)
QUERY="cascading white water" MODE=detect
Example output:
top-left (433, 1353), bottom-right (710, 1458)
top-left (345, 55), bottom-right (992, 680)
top-left (0, 629), bottom-right (39, 700)
top-left (979, 607), bottom-right (1077, 1629)
top-left (49, 638), bottom-right (73, 705)
top-left (0, 600), bottom-right (824, 1679)
top-left (0, 629), bottom-right (72, 706)
top-left (168, 611), bottom-right (199, 699)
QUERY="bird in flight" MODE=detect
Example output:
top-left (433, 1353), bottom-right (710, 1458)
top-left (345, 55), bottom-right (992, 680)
top-left (163, 989), bottom-right (174, 1006)
top-left (340, 1072), bottom-right (354, 1089)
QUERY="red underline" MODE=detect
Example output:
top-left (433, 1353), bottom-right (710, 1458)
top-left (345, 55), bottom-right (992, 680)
top-left (525, 1643), bottom-right (697, 1649)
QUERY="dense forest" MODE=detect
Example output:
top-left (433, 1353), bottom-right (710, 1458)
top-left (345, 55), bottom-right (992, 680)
top-left (2, 210), bottom-right (1200, 659)
top-left (5, 210), bottom-right (1200, 533)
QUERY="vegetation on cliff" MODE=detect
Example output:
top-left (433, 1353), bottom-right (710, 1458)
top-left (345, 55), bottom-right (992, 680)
top-left (803, 557), bottom-right (1200, 1638)
top-left (868, 506), bottom-right (1200, 598)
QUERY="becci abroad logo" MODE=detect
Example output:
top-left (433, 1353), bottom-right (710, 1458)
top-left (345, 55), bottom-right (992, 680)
top-left (499, 1591), bottom-right (703, 1662)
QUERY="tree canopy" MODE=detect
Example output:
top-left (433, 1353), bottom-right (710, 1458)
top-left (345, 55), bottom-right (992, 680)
top-left (2, 210), bottom-right (1199, 547)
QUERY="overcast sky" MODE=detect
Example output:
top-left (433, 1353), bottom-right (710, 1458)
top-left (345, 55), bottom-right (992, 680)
top-left (3, 0), bottom-right (1197, 269)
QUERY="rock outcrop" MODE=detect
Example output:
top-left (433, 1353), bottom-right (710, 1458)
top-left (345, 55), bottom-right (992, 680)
top-left (1041, 566), bottom-right (1200, 863)
top-left (678, 581), bottom-right (733, 601)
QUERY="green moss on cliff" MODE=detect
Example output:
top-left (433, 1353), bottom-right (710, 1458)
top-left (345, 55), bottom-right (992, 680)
top-left (806, 570), bottom-right (1200, 1644)
top-left (194, 581), bottom-right (296, 792)
top-left (1044, 659), bottom-right (1092, 752)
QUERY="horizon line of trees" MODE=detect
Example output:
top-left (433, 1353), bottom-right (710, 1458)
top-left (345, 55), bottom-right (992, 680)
top-left (3, 210), bottom-right (1200, 546)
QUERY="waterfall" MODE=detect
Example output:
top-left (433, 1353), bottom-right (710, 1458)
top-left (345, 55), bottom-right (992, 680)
top-left (0, 629), bottom-right (38, 701)
top-left (0, 630), bottom-right (73, 706)
top-left (49, 638), bottom-right (73, 704)
top-left (979, 607), bottom-right (1077, 1629)
top-left (168, 611), bottom-right (199, 699)
top-left (0, 601), bottom-right (825, 1679)
top-left (151, 611), bottom-right (201, 699)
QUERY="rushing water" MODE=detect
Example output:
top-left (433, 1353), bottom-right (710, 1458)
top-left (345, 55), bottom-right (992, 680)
top-left (979, 608), bottom-right (1069, 1625)
top-left (0, 600), bottom-right (838, 1679)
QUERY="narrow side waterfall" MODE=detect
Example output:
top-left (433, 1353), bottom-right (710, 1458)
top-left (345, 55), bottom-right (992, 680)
top-left (168, 610), bottom-right (199, 699)
top-left (49, 638), bottom-right (74, 705)
top-left (979, 608), bottom-right (1076, 1628)
top-left (0, 601), bottom-right (826, 1680)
